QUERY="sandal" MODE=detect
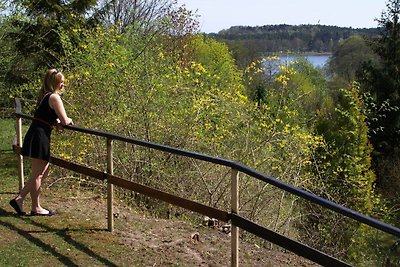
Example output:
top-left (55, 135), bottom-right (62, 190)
top-left (9, 199), bottom-right (26, 216)
top-left (30, 210), bottom-right (56, 216)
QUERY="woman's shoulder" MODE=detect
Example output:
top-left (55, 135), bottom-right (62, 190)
top-left (48, 93), bottom-right (62, 109)
top-left (49, 93), bottom-right (62, 102)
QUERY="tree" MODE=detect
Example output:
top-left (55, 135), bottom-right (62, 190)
top-left (357, 1), bottom-right (400, 219)
top-left (328, 35), bottom-right (378, 85)
top-left (0, 0), bottom-right (32, 109)
top-left (96, 0), bottom-right (175, 33)
top-left (6, 0), bottom-right (97, 86)
top-left (301, 82), bottom-right (377, 263)
top-left (358, 0), bottom-right (400, 154)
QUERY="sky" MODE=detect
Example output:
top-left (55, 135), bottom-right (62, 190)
top-left (176, 0), bottom-right (388, 33)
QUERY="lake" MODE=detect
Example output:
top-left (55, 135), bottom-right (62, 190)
top-left (276, 54), bottom-right (331, 68)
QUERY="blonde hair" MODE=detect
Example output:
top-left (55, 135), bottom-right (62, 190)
top-left (38, 69), bottom-right (64, 102)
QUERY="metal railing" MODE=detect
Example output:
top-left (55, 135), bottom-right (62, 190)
top-left (14, 98), bottom-right (400, 266)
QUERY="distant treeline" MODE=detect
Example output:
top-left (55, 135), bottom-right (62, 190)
top-left (209, 24), bottom-right (380, 53)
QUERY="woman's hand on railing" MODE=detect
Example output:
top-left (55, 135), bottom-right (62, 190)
top-left (56, 117), bottom-right (74, 132)
top-left (56, 123), bottom-right (64, 133)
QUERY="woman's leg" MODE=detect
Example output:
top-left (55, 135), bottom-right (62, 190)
top-left (30, 159), bottom-right (50, 213)
top-left (14, 158), bottom-right (50, 214)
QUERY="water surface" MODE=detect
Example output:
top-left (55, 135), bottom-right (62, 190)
top-left (277, 54), bottom-right (331, 68)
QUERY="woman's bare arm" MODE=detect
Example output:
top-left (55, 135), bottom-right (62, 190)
top-left (49, 94), bottom-right (73, 126)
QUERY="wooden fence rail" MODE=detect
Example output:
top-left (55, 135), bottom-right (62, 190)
top-left (14, 98), bottom-right (400, 266)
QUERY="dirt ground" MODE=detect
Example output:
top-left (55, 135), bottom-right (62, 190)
top-left (44, 181), bottom-right (321, 267)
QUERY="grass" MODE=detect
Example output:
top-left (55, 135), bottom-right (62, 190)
top-left (0, 118), bottom-right (19, 194)
top-left (0, 160), bottom-right (139, 266)
top-left (0, 118), bottom-right (139, 266)
top-left (0, 118), bottom-right (15, 151)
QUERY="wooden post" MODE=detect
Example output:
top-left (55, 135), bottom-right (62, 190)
top-left (16, 116), bottom-right (24, 191)
top-left (107, 138), bottom-right (114, 232)
top-left (231, 168), bottom-right (239, 267)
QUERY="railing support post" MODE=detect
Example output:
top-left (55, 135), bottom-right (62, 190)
top-left (231, 168), bottom-right (239, 267)
top-left (107, 138), bottom-right (114, 232)
top-left (16, 116), bottom-right (24, 190)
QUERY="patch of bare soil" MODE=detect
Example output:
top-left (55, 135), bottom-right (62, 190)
top-left (45, 182), bottom-right (320, 267)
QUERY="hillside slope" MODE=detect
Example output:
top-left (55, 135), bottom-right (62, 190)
top-left (0, 118), bottom-right (318, 266)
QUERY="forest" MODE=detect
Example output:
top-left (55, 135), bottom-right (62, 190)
top-left (1, 0), bottom-right (400, 266)
top-left (211, 24), bottom-right (380, 54)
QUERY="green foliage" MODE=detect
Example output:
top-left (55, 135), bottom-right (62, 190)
top-left (282, 58), bottom-right (331, 119)
top-left (303, 82), bottom-right (377, 262)
top-left (240, 57), bottom-right (329, 240)
top-left (357, 0), bottom-right (400, 236)
top-left (348, 224), bottom-right (399, 266)
top-left (50, 26), bottom-right (248, 213)
top-left (328, 35), bottom-right (378, 85)
top-left (0, 3), bottom-right (24, 109)
top-left (315, 83), bottom-right (375, 212)
top-left (2, 0), bottom-right (98, 89)
top-left (33, 17), bottom-right (327, 245)
top-left (250, 57), bottom-right (332, 126)
top-left (358, 0), bottom-right (400, 154)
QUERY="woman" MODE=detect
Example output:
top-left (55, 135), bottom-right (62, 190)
top-left (9, 69), bottom-right (73, 216)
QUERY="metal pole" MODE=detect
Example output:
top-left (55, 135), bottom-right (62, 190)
top-left (107, 138), bottom-right (114, 232)
top-left (16, 117), bottom-right (24, 190)
top-left (231, 168), bottom-right (239, 267)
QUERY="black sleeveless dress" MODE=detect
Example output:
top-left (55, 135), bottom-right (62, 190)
top-left (21, 93), bottom-right (58, 161)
